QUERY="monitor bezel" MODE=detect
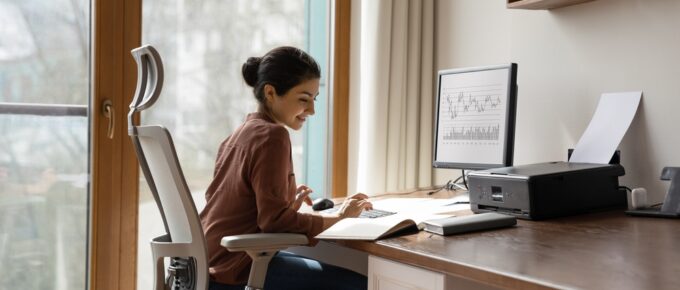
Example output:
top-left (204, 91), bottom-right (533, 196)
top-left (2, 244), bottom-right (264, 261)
top-left (432, 63), bottom-right (517, 170)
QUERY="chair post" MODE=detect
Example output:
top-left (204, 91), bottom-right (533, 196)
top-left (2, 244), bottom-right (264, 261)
top-left (244, 250), bottom-right (278, 290)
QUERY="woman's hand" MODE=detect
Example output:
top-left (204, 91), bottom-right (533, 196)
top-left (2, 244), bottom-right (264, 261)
top-left (292, 184), bottom-right (314, 211)
top-left (336, 193), bottom-right (373, 218)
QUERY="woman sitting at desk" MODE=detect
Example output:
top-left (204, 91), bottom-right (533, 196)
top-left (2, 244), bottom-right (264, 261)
top-left (200, 46), bottom-right (371, 290)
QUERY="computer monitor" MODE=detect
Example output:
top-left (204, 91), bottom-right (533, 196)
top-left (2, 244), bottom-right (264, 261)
top-left (433, 63), bottom-right (517, 170)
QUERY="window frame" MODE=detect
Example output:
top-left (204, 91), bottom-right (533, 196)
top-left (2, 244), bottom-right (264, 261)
top-left (331, 0), bottom-right (351, 198)
top-left (89, 0), bottom-right (141, 289)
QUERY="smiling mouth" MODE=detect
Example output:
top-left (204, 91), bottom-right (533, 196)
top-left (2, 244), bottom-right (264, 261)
top-left (297, 116), bottom-right (306, 122)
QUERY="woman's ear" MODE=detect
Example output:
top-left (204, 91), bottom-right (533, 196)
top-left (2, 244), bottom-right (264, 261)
top-left (263, 84), bottom-right (277, 103)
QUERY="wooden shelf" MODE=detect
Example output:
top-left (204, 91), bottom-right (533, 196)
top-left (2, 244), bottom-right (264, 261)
top-left (507, 0), bottom-right (595, 10)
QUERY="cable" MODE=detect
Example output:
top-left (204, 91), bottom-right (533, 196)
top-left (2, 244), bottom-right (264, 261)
top-left (462, 169), bottom-right (468, 190)
top-left (424, 168), bottom-right (481, 196)
top-left (428, 170), bottom-right (472, 195)
top-left (428, 178), bottom-right (465, 195)
top-left (427, 180), bottom-right (452, 195)
top-left (619, 186), bottom-right (632, 192)
top-left (451, 175), bottom-right (464, 184)
top-left (371, 185), bottom-right (441, 198)
top-left (427, 186), bottom-right (445, 196)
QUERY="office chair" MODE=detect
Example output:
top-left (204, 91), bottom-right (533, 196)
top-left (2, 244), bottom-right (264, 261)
top-left (128, 45), bottom-right (309, 290)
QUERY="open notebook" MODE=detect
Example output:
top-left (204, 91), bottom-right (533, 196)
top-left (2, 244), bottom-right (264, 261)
top-left (315, 197), bottom-right (468, 240)
top-left (315, 212), bottom-right (450, 240)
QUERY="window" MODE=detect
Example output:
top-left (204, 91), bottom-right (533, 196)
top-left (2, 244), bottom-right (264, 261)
top-left (0, 1), bottom-right (90, 290)
top-left (137, 1), bottom-right (330, 288)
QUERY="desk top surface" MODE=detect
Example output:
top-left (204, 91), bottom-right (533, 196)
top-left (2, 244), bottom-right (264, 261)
top-left (335, 190), bottom-right (680, 290)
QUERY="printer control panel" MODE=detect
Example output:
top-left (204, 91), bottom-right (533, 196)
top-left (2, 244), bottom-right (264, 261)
top-left (469, 177), bottom-right (531, 218)
top-left (491, 186), bottom-right (504, 202)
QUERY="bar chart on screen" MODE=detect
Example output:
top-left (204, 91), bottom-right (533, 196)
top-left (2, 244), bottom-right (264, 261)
top-left (439, 83), bottom-right (507, 145)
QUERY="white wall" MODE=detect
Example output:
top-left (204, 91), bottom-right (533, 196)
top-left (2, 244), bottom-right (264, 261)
top-left (435, 0), bottom-right (680, 202)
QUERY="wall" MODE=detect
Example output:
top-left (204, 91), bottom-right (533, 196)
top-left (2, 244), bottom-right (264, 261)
top-left (435, 0), bottom-right (680, 202)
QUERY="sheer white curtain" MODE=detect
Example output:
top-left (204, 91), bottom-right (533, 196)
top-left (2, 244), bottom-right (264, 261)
top-left (347, 0), bottom-right (434, 194)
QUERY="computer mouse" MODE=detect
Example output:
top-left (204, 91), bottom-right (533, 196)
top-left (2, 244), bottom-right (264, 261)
top-left (312, 198), bottom-right (334, 211)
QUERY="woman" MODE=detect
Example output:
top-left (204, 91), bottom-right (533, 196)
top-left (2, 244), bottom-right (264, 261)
top-left (200, 46), bottom-right (370, 290)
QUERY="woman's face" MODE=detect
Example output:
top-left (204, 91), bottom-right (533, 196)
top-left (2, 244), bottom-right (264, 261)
top-left (264, 78), bottom-right (319, 130)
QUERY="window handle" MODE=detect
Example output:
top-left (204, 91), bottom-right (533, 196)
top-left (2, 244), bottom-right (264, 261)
top-left (102, 100), bottom-right (115, 139)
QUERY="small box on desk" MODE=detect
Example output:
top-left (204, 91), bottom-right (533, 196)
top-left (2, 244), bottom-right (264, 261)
top-left (467, 162), bottom-right (626, 220)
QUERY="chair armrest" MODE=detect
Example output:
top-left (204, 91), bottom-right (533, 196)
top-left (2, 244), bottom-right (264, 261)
top-left (221, 233), bottom-right (308, 252)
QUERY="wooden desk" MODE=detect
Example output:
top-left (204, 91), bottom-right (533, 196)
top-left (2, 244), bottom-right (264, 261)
top-left (331, 190), bottom-right (680, 290)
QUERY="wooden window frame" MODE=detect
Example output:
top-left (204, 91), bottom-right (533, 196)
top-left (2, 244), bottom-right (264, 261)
top-left (331, 0), bottom-right (351, 198)
top-left (90, 0), bottom-right (141, 289)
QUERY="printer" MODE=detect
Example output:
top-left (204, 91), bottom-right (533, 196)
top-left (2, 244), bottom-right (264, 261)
top-left (467, 161), bottom-right (626, 220)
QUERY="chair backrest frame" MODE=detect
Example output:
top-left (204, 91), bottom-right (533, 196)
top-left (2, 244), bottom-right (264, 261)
top-left (128, 45), bottom-right (208, 290)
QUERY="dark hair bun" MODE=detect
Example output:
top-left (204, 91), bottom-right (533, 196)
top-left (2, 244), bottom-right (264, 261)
top-left (242, 47), bottom-right (320, 104)
top-left (242, 57), bottom-right (262, 87)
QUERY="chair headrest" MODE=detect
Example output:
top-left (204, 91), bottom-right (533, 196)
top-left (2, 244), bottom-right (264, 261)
top-left (130, 45), bottom-right (164, 111)
top-left (129, 45), bottom-right (164, 134)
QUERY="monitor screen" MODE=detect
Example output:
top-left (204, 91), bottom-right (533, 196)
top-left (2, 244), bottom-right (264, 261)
top-left (433, 63), bottom-right (517, 170)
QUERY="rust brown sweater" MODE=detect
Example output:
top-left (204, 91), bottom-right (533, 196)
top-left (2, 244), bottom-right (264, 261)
top-left (199, 112), bottom-right (323, 285)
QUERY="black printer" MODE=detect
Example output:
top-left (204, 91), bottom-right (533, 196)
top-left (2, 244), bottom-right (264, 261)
top-left (467, 161), bottom-right (626, 220)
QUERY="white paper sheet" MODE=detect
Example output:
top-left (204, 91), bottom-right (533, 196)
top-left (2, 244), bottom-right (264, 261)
top-left (371, 197), bottom-right (468, 215)
top-left (569, 91), bottom-right (641, 164)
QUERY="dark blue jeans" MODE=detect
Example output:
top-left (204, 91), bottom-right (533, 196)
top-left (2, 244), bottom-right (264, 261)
top-left (208, 251), bottom-right (367, 290)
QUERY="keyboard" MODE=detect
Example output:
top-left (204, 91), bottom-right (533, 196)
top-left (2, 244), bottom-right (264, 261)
top-left (321, 207), bottom-right (397, 219)
top-left (359, 208), bottom-right (397, 219)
